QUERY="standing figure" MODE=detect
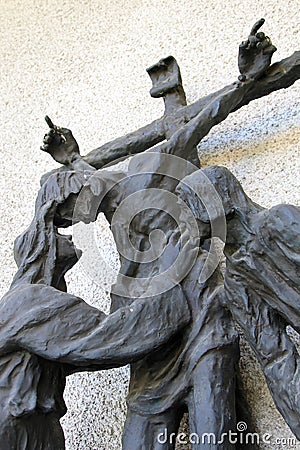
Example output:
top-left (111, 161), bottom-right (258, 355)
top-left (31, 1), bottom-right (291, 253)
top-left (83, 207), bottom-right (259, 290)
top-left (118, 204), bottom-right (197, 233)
top-left (39, 20), bottom-right (277, 448)
top-left (0, 167), bottom-right (190, 450)
top-left (177, 165), bottom-right (300, 439)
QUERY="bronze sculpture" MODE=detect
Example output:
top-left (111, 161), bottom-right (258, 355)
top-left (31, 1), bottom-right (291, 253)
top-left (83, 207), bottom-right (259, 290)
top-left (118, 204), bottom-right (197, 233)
top-left (0, 168), bottom-right (190, 449)
top-left (0, 19), bottom-right (299, 449)
top-left (177, 166), bottom-right (300, 440)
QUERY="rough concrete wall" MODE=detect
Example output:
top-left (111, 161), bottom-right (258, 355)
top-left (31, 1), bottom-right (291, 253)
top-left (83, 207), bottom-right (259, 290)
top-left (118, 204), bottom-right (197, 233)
top-left (0, 0), bottom-right (299, 449)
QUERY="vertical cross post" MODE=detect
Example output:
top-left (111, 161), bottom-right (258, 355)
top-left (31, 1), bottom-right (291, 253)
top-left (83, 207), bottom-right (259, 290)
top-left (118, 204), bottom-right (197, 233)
top-left (147, 56), bottom-right (200, 166)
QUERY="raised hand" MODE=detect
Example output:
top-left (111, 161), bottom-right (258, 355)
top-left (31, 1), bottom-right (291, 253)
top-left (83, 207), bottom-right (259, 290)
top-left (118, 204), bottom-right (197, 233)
top-left (40, 116), bottom-right (80, 166)
top-left (238, 18), bottom-right (277, 81)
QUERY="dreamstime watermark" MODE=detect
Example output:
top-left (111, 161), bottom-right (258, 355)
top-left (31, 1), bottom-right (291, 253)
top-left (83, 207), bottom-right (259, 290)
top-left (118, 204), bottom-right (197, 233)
top-left (157, 422), bottom-right (297, 446)
top-left (71, 152), bottom-right (227, 298)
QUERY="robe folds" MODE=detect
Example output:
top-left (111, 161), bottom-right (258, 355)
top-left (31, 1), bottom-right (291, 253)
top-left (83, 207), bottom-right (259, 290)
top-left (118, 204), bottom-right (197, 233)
top-left (224, 204), bottom-right (300, 438)
top-left (0, 283), bottom-right (190, 449)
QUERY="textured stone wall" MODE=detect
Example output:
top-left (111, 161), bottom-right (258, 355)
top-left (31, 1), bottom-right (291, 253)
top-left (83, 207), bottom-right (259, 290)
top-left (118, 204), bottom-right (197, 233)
top-left (1, 1), bottom-right (299, 448)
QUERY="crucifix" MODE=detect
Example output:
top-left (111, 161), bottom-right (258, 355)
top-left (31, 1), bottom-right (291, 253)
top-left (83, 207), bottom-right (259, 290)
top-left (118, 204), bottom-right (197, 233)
top-left (41, 22), bottom-right (299, 180)
top-left (38, 18), bottom-right (300, 449)
top-left (82, 38), bottom-right (299, 171)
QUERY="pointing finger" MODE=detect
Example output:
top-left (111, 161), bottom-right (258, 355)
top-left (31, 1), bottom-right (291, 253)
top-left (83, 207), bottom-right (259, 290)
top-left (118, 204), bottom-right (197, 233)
top-left (45, 115), bottom-right (55, 129)
top-left (250, 18), bottom-right (265, 36)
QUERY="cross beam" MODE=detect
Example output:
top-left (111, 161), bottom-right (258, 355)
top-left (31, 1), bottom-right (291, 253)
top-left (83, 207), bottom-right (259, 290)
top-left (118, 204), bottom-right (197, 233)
top-left (84, 51), bottom-right (300, 169)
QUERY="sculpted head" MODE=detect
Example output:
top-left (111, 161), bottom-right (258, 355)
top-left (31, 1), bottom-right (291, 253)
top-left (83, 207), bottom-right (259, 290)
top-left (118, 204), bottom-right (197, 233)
top-left (177, 166), bottom-right (262, 244)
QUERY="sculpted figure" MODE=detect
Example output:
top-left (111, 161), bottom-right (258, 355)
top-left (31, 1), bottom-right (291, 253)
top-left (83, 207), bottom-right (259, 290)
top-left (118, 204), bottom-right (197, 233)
top-left (1, 18), bottom-right (299, 450)
top-left (38, 20), bottom-right (283, 449)
top-left (0, 168), bottom-right (190, 450)
top-left (177, 165), bottom-right (300, 439)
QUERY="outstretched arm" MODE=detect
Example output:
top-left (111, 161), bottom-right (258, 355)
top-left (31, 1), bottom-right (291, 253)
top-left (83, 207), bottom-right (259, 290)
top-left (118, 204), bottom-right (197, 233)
top-left (40, 21), bottom-right (299, 171)
top-left (1, 283), bottom-right (190, 369)
top-left (164, 81), bottom-right (254, 158)
top-left (164, 20), bottom-right (278, 157)
top-left (182, 50), bottom-right (299, 123)
top-left (85, 118), bottom-right (165, 168)
top-left (82, 20), bottom-right (298, 167)
top-left (41, 115), bottom-right (165, 172)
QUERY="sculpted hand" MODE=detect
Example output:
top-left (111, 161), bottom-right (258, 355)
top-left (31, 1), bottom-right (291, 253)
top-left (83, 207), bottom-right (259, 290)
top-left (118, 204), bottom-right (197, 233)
top-left (238, 19), bottom-right (277, 81)
top-left (40, 116), bottom-right (80, 166)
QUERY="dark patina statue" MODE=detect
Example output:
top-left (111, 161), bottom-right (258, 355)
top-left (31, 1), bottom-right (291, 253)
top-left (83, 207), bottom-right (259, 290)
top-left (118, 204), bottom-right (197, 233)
top-left (0, 19), bottom-right (299, 449)
top-left (0, 168), bottom-right (190, 449)
top-left (178, 166), bottom-right (300, 440)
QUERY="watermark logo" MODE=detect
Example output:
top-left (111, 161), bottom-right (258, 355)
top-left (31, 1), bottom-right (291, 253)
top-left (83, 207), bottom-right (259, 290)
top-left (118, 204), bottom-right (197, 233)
top-left (157, 422), bottom-right (297, 446)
